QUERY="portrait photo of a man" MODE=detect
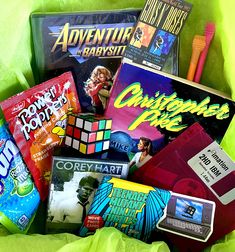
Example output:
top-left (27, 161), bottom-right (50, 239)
top-left (51, 176), bottom-right (99, 224)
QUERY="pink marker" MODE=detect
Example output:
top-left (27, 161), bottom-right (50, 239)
top-left (194, 22), bottom-right (216, 83)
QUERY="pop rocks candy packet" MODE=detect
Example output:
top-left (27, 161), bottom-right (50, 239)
top-left (0, 72), bottom-right (81, 201)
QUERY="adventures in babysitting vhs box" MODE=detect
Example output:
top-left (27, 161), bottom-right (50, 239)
top-left (31, 9), bottom-right (140, 114)
top-left (31, 9), bottom-right (179, 114)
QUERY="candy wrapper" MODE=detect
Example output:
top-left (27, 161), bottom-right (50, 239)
top-left (0, 72), bottom-right (81, 201)
top-left (0, 120), bottom-right (40, 233)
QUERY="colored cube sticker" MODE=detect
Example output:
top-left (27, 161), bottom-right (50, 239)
top-left (95, 142), bottom-right (103, 152)
top-left (72, 139), bottom-right (80, 150)
top-left (87, 144), bottom-right (96, 154)
top-left (76, 117), bottom-right (84, 128)
top-left (68, 114), bottom-right (76, 125)
top-left (96, 131), bottom-right (104, 141)
top-left (66, 125), bottom-right (74, 136)
top-left (99, 120), bottom-right (106, 130)
top-left (105, 120), bottom-right (112, 129)
top-left (104, 130), bottom-right (111, 140)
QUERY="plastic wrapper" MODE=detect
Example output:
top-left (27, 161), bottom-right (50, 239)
top-left (0, 72), bottom-right (81, 200)
top-left (0, 120), bottom-right (40, 233)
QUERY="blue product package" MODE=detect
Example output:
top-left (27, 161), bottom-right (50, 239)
top-left (79, 176), bottom-right (216, 243)
top-left (0, 120), bottom-right (40, 233)
top-left (79, 176), bottom-right (171, 241)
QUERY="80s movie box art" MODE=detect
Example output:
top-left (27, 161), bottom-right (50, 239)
top-left (31, 10), bottom-right (140, 114)
top-left (105, 60), bottom-right (235, 173)
top-left (31, 9), bottom-right (178, 114)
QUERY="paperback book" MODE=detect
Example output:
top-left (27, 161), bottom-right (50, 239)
top-left (105, 60), bottom-right (235, 174)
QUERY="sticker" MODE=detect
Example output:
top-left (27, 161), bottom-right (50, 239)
top-left (84, 215), bottom-right (104, 231)
top-left (157, 192), bottom-right (215, 242)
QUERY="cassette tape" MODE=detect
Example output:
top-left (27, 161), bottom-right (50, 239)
top-left (132, 122), bottom-right (235, 251)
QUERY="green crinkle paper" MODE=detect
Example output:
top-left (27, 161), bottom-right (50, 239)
top-left (0, 0), bottom-right (234, 251)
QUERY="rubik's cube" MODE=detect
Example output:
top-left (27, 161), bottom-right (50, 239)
top-left (65, 113), bottom-right (112, 154)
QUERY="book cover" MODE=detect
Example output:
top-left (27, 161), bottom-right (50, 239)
top-left (132, 123), bottom-right (235, 251)
top-left (46, 147), bottom-right (129, 233)
top-left (31, 9), bottom-right (141, 114)
top-left (124, 0), bottom-right (192, 71)
top-left (79, 176), bottom-right (215, 243)
top-left (105, 60), bottom-right (235, 174)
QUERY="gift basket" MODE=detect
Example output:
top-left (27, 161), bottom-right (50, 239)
top-left (0, 0), bottom-right (234, 251)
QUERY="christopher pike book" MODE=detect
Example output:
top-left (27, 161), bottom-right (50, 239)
top-left (105, 60), bottom-right (235, 173)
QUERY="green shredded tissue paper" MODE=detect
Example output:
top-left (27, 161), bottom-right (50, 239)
top-left (0, 0), bottom-right (234, 251)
